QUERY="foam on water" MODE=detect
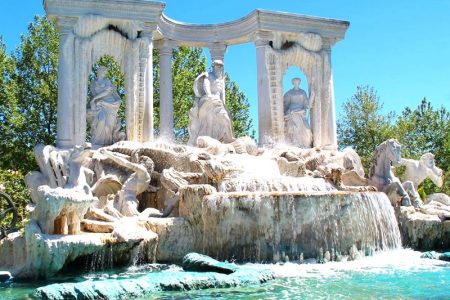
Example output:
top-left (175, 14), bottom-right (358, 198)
top-left (244, 249), bottom-right (449, 278)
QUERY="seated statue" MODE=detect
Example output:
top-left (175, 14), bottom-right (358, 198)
top-left (187, 60), bottom-right (234, 146)
top-left (87, 66), bottom-right (125, 146)
top-left (283, 78), bottom-right (312, 148)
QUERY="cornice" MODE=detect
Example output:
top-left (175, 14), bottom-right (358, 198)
top-left (44, 0), bottom-right (165, 22)
top-left (157, 9), bottom-right (349, 47)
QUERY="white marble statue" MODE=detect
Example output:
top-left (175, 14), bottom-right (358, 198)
top-left (187, 60), bottom-right (234, 146)
top-left (87, 66), bottom-right (125, 146)
top-left (368, 139), bottom-right (423, 208)
top-left (25, 144), bottom-right (96, 235)
top-left (283, 78), bottom-right (312, 148)
top-left (401, 153), bottom-right (443, 189)
top-left (98, 148), bottom-right (153, 216)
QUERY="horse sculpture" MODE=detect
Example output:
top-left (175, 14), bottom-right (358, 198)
top-left (401, 153), bottom-right (443, 189)
top-left (368, 139), bottom-right (422, 207)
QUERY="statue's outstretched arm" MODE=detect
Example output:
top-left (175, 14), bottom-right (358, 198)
top-left (99, 148), bottom-right (141, 173)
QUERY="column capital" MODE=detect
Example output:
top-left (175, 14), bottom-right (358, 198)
top-left (141, 22), bottom-right (157, 38)
top-left (57, 16), bottom-right (77, 34)
top-left (208, 43), bottom-right (227, 61)
top-left (254, 31), bottom-right (273, 48)
top-left (321, 37), bottom-right (334, 51)
top-left (155, 39), bottom-right (176, 55)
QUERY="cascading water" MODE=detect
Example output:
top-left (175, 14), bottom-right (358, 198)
top-left (200, 191), bottom-right (401, 262)
top-left (219, 177), bottom-right (337, 193)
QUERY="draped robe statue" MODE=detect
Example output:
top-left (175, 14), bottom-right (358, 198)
top-left (284, 77), bottom-right (312, 148)
top-left (188, 60), bottom-right (234, 146)
top-left (87, 66), bottom-right (125, 146)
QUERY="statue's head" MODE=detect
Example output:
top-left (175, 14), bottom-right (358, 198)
top-left (420, 153), bottom-right (443, 187)
top-left (386, 139), bottom-right (402, 167)
top-left (291, 77), bottom-right (301, 88)
top-left (97, 66), bottom-right (108, 79)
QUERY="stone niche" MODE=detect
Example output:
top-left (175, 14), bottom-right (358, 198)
top-left (45, 0), bottom-right (165, 148)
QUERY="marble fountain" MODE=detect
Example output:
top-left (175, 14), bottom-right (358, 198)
top-left (0, 0), bottom-right (449, 299)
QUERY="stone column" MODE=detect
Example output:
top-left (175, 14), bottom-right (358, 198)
top-left (140, 26), bottom-right (155, 143)
top-left (321, 44), bottom-right (338, 150)
top-left (208, 43), bottom-right (227, 62)
top-left (158, 39), bottom-right (175, 141)
top-left (56, 18), bottom-right (76, 148)
top-left (255, 33), bottom-right (272, 146)
top-left (208, 43), bottom-right (227, 105)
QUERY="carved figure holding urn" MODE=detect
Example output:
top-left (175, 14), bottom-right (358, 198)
top-left (284, 77), bottom-right (312, 148)
top-left (87, 66), bottom-right (125, 146)
top-left (188, 60), bottom-right (234, 145)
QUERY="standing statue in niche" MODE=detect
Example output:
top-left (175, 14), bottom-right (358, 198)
top-left (187, 60), bottom-right (234, 146)
top-left (284, 77), bottom-right (312, 148)
top-left (87, 66), bottom-right (125, 146)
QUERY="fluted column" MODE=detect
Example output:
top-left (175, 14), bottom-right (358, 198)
top-left (321, 44), bottom-right (337, 150)
top-left (56, 17), bottom-right (76, 148)
top-left (254, 33), bottom-right (272, 146)
top-left (158, 39), bottom-right (175, 141)
top-left (141, 25), bottom-right (155, 143)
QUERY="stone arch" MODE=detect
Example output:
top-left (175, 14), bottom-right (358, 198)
top-left (266, 37), bottom-right (335, 148)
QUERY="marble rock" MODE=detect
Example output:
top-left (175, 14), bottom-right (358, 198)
top-left (145, 217), bottom-right (195, 261)
top-left (35, 262), bottom-right (274, 300)
top-left (398, 206), bottom-right (450, 251)
top-left (426, 193), bottom-right (450, 206)
top-left (182, 252), bottom-right (237, 274)
top-left (33, 186), bottom-right (95, 235)
top-left (82, 219), bottom-right (114, 233)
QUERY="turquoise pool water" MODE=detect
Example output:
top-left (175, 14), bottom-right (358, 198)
top-left (1, 249), bottom-right (449, 299)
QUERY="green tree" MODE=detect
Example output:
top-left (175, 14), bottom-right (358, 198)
top-left (153, 47), bottom-right (253, 141)
top-left (1, 16), bottom-right (59, 173)
top-left (225, 76), bottom-right (253, 138)
top-left (393, 98), bottom-right (450, 194)
top-left (337, 85), bottom-right (395, 170)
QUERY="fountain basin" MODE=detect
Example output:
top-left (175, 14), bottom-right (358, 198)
top-left (148, 187), bottom-right (402, 262)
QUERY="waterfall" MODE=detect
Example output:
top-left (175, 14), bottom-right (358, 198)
top-left (200, 191), bottom-right (401, 262)
top-left (219, 177), bottom-right (337, 193)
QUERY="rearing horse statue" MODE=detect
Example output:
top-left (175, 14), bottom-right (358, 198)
top-left (401, 153), bottom-right (443, 189)
top-left (368, 139), bottom-right (422, 207)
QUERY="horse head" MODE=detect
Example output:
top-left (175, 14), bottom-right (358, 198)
top-left (420, 153), bottom-right (443, 187)
top-left (385, 139), bottom-right (402, 167)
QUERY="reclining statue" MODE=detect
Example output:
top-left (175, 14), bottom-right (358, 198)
top-left (188, 60), bottom-right (234, 146)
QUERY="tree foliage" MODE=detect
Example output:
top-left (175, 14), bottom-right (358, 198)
top-left (393, 98), bottom-right (450, 194)
top-left (338, 86), bottom-right (450, 195)
top-left (337, 85), bottom-right (395, 169)
top-left (0, 16), bottom-right (59, 173)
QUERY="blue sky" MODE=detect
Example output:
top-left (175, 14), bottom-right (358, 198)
top-left (1, 0), bottom-right (449, 134)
